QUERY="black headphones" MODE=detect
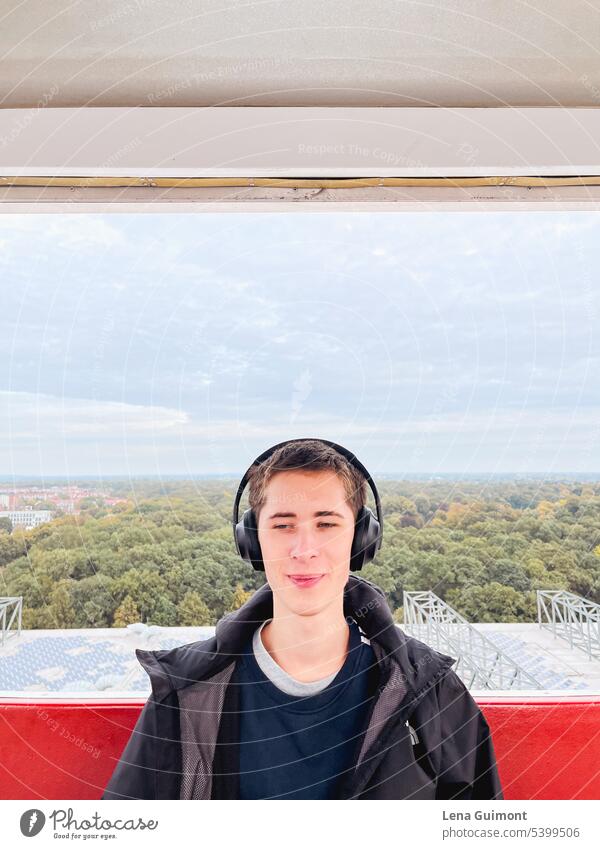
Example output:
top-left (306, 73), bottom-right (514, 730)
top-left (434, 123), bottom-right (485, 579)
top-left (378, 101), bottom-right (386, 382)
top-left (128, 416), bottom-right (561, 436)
top-left (232, 438), bottom-right (383, 572)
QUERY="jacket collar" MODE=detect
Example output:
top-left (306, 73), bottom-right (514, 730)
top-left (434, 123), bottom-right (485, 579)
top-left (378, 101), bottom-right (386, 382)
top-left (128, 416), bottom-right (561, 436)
top-left (138, 574), bottom-right (456, 701)
top-left (215, 573), bottom-right (400, 656)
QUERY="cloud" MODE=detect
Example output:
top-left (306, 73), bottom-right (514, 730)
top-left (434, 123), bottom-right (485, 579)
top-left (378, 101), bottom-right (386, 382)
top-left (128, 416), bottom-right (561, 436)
top-left (45, 217), bottom-right (127, 251)
top-left (0, 391), bottom-right (189, 439)
top-left (1, 211), bottom-right (599, 473)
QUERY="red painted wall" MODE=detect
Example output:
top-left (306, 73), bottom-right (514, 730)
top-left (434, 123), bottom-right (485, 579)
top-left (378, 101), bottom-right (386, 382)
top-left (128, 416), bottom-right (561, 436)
top-left (0, 697), bottom-right (598, 800)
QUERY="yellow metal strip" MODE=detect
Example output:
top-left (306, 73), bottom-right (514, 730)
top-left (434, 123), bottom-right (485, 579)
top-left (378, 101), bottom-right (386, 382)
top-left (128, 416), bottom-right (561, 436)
top-left (2, 176), bottom-right (600, 189)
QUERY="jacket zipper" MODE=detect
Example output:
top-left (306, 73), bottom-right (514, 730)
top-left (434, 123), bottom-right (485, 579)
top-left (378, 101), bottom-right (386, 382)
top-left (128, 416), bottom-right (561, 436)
top-left (345, 660), bottom-right (454, 798)
top-left (406, 719), bottom-right (419, 745)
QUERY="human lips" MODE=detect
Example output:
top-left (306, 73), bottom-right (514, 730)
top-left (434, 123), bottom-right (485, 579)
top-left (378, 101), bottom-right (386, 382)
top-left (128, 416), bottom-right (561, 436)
top-left (287, 574), bottom-right (325, 588)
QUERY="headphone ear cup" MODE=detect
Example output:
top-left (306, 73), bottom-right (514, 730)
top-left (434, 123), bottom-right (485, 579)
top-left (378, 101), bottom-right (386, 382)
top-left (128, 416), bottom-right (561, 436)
top-left (241, 509), bottom-right (265, 572)
top-left (350, 506), bottom-right (368, 572)
top-left (350, 506), bottom-right (382, 571)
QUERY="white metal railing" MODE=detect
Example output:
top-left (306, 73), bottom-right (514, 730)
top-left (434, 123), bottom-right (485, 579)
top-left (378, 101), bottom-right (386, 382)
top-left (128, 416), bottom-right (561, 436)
top-left (403, 590), bottom-right (545, 690)
top-left (0, 597), bottom-right (22, 647)
top-left (537, 590), bottom-right (600, 660)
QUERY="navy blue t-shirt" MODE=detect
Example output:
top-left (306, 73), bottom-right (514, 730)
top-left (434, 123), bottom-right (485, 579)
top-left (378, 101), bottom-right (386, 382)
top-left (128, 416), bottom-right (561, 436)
top-left (236, 619), bottom-right (380, 799)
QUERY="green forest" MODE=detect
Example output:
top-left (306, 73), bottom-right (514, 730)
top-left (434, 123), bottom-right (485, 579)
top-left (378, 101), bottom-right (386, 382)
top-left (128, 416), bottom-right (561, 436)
top-left (1, 479), bottom-right (599, 629)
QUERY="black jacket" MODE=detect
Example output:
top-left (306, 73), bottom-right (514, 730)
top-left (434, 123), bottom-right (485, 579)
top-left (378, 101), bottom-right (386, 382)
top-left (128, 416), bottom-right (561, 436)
top-left (102, 574), bottom-right (504, 800)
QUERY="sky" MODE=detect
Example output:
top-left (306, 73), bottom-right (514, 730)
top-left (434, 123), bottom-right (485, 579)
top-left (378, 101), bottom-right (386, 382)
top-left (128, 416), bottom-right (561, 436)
top-left (0, 212), bottom-right (598, 478)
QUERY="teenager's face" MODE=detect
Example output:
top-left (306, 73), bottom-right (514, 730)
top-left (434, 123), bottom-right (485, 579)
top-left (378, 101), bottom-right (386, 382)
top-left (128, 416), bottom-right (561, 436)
top-left (257, 469), bottom-right (356, 616)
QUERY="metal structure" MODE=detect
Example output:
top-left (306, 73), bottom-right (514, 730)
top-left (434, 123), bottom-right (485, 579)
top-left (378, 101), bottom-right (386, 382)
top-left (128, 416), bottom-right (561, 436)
top-left (537, 590), bottom-right (600, 661)
top-left (403, 590), bottom-right (545, 691)
top-left (0, 597), bottom-right (22, 647)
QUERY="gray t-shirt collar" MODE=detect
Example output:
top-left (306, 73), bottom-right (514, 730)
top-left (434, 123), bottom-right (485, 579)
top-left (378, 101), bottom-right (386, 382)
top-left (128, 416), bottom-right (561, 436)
top-left (252, 618), bottom-right (343, 697)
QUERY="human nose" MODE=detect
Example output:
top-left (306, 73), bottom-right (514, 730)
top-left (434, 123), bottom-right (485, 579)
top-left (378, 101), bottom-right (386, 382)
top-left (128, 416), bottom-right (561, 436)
top-left (289, 522), bottom-right (319, 561)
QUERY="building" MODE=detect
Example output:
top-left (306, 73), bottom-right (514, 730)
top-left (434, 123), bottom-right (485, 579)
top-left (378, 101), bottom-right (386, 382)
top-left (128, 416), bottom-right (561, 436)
top-left (0, 493), bottom-right (18, 510)
top-left (0, 508), bottom-right (53, 530)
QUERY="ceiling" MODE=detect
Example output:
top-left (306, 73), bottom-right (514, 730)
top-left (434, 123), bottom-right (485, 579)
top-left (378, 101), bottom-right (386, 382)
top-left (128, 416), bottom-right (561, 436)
top-left (1, 0), bottom-right (599, 108)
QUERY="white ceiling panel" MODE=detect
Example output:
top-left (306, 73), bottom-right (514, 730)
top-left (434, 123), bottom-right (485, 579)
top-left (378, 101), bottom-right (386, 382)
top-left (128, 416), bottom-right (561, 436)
top-left (1, 0), bottom-right (599, 108)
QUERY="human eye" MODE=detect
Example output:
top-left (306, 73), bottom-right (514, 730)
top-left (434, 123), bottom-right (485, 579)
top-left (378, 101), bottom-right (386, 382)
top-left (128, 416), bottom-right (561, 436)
top-left (318, 522), bottom-right (337, 528)
top-left (273, 523), bottom-right (292, 529)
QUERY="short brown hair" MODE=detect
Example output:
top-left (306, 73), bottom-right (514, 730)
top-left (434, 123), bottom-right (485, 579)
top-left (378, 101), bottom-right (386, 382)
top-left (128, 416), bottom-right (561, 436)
top-left (247, 439), bottom-right (368, 524)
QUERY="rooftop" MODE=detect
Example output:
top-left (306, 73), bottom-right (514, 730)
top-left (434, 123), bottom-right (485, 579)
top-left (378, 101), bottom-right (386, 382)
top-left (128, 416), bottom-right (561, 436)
top-left (1, 622), bottom-right (598, 696)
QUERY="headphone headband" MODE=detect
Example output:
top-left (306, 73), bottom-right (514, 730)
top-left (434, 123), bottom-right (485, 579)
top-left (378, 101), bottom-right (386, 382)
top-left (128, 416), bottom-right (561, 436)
top-left (232, 438), bottom-right (383, 571)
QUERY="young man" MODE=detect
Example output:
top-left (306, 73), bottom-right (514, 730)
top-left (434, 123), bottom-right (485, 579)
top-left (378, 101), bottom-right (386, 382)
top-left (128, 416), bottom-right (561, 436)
top-left (103, 438), bottom-right (504, 800)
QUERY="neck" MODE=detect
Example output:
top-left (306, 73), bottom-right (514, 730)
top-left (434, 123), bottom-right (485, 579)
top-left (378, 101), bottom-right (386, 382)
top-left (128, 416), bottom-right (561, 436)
top-left (260, 595), bottom-right (351, 683)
